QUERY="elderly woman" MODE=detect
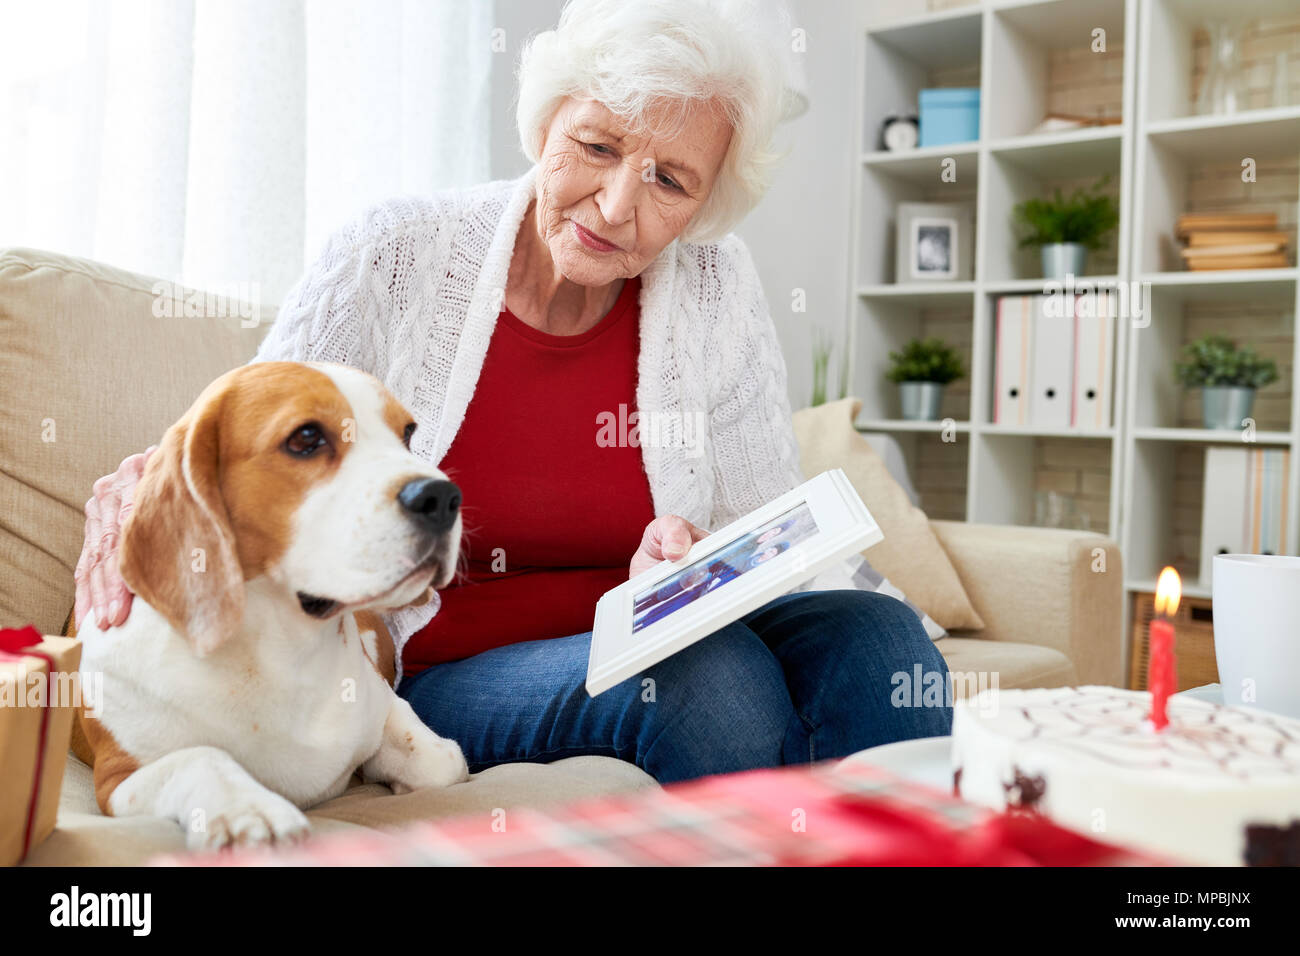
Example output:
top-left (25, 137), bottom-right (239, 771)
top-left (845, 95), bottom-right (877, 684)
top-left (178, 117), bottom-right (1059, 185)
top-left (76, 0), bottom-right (951, 784)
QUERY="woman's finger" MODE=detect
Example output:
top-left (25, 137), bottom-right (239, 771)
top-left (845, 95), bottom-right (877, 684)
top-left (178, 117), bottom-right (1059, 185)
top-left (103, 550), bottom-right (132, 628)
top-left (631, 515), bottom-right (711, 579)
top-left (73, 506), bottom-right (94, 630)
top-left (83, 494), bottom-right (113, 629)
top-left (86, 454), bottom-right (141, 630)
top-left (651, 515), bottom-right (708, 560)
top-left (102, 450), bottom-right (152, 627)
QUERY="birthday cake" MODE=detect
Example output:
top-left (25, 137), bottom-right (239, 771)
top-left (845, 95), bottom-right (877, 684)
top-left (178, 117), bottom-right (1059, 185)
top-left (951, 686), bottom-right (1300, 866)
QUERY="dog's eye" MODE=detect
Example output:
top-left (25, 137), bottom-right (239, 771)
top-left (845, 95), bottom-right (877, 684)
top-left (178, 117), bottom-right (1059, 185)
top-left (285, 423), bottom-right (328, 458)
top-left (403, 422), bottom-right (416, 449)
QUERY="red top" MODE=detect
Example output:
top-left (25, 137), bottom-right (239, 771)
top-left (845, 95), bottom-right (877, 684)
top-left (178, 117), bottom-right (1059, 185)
top-left (401, 275), bottom-right (655, 676)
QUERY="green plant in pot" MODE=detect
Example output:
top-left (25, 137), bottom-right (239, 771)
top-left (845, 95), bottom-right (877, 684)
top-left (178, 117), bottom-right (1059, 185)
top-left (1174, 334), bottom-right (1278, 431)
top-left (1013, 174), bottom-right (1120, 280)
top-left (809, 327), bottom-right (849, 407)
top-left (886, 337), bottom-right (965, 421)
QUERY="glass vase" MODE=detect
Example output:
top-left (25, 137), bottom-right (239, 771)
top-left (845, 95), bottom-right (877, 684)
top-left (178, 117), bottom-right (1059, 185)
top-left (1196, 21), bottom-right (1247, 116)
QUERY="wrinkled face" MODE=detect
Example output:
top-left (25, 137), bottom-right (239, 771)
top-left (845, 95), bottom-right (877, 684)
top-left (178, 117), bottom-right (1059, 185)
top-left (221, 362), bottom-right (461, 620)
top-left (531, 96), bottom-right (733, 287)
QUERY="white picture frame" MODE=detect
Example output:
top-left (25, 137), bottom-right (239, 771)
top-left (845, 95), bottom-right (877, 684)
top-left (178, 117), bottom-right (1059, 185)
top-left (895, 201), bottom-right (973, 284)
top-left (586, 469), bottom-right (883, 696)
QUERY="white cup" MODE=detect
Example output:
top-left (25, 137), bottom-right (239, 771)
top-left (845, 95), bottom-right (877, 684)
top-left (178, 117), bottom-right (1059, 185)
top-left (1212, 553), bottom-right (1300, 719)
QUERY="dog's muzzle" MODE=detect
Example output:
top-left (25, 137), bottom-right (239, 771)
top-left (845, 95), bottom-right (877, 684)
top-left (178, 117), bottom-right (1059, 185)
top-left (295, 477), bottom-right (461, 619)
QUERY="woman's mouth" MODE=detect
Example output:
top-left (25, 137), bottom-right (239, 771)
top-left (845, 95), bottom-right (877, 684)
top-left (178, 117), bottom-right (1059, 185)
top-left (572, 220), bottom-right (620, 252)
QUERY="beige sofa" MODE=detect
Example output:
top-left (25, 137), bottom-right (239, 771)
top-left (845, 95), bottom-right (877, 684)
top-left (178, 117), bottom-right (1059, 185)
top-left (0, 247), bottom-right (1123, 865)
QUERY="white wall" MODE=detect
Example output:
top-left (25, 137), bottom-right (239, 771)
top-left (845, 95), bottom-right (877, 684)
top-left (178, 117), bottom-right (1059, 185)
top-left (487, 0), bottom-right (926, 409)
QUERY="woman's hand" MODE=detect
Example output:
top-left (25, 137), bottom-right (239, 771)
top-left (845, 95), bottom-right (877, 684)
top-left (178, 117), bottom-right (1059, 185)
top-left (630, 515), bottom-right (709, 578)
top-left (74, 445), bottom-right (157, 631)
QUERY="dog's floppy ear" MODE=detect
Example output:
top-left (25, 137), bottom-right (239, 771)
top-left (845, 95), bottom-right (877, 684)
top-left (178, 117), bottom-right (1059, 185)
top-left (119, 380), bottom-right (244, 656)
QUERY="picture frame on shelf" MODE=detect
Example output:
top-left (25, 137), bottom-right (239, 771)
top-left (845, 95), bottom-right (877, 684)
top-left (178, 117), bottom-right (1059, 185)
top-left (895, 201), bottom-right (973, 284)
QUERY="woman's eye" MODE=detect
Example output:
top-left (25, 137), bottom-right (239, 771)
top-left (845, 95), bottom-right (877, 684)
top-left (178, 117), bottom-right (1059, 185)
top-left (403, 422), bottom-right (416, 449)
top-left (584, 141), bottom-right (612, 156)
top-left (285, 423), bottom-right (327, 457)
top-left (658, 172), bottom-right (682, 192)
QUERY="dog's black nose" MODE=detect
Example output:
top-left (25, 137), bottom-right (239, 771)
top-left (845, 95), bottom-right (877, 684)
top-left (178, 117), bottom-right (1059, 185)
top-left (398, 478), bottom-right (461, 533)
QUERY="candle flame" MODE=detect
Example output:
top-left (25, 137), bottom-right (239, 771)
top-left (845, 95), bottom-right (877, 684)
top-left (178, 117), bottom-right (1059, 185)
top-left (1154, 566), bottom-right (1181, 617)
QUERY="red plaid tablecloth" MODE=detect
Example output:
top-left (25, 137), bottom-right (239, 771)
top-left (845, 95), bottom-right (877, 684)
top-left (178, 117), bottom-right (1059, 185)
top-left (149, 759), bottom-right (1172, 867)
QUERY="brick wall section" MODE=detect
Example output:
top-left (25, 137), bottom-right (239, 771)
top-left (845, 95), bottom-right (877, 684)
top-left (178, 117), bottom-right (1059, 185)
top-left (1034, 437), bottom-right (1113, 534)
top-left (1173, 445), bottom-right (1205, 580)
top-left (919, 305), bottom-right (973, 420)
top-left (915, 435), bottom-right (969, 521)
top-left (1046, 43), bottom-right (1125, 121)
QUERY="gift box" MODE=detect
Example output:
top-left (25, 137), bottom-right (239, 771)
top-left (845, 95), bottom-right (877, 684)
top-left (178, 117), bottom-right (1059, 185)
top-left (1, 625), bottom-right (83, 865)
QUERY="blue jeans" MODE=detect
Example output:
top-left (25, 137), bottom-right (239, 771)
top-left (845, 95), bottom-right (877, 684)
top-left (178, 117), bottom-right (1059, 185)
top-left (397, 589), bottom-right (953, 785)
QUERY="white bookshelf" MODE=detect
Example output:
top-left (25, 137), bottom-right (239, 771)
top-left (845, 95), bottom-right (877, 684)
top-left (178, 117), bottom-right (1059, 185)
top-left (1122, 0), bottom-right (1300, 670)
top-left (847, 0), bottom-right (1136, 539)
top-left (848, 0), bottom-right (1300, 684)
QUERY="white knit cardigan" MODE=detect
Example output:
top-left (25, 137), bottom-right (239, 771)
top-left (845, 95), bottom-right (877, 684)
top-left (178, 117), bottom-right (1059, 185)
top-left (250, 164), bottom-right (934, 684)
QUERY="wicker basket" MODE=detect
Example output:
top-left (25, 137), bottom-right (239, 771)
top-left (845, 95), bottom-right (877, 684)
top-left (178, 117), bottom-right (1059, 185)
top-left (1128, 590), bottom-right (1219, 691)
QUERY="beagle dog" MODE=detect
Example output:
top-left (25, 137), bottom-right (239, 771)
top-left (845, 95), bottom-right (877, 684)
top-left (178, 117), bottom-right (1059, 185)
top-left (69, 360), bottom-right (468, 850)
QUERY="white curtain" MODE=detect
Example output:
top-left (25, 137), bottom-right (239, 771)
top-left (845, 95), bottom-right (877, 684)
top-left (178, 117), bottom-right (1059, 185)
top-left (0, 0), bottom-right (493, 305)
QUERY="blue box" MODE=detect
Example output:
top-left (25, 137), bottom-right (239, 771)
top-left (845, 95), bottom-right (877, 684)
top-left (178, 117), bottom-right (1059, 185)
top-left (918, 88), bottom-right (980, 148)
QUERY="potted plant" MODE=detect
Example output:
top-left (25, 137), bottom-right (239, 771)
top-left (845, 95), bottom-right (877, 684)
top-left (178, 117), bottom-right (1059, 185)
top-left (809, 328), bottom-right (849, 407)
top-left (1013, 174), bottom-right (1120, 279)
top-left (1174, 334), bottom-right (1278, 430)
top-left (886, 337), bottom-right (965, 421)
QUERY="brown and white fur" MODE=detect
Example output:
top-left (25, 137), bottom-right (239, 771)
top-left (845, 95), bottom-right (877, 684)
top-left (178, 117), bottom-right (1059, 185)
top-left (70, 361), bottom-right (468, 851)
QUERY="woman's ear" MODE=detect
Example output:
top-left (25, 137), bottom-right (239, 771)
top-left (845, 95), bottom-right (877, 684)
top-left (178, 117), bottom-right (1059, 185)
top-left (118, 382), bottom-right (245, 656)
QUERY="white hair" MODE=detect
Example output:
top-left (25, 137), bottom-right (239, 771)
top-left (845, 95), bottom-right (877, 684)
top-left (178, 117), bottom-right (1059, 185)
top-left (515, 0), bottom-right (795, 244)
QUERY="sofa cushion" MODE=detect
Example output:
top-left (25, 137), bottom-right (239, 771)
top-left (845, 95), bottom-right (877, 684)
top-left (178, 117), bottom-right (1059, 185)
top-left (21, 753), bottom-right (659, 866)
top-left (0, 248), bottom-right (272, 634)
top-left (792, 397), bottom-right (985, 632)
top-left (938, 636), bottom-right (1076, 694)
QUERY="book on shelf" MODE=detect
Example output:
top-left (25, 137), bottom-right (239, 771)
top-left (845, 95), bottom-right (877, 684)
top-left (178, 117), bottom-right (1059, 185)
top-left (1173, 213), bottom-right (1290, 271)
top-left (994, 296), bottom-right (1032, 427)
top-left (1072, 290), bottom-right (1116, 431)
top-left (1199, 447), bottom-right (1291, 589)
top-left (1180, 242), bottom-right (1285, 259)
top-left (1186, 231), bottom-right (1289, 248)
top-left (1185, 253), bottom-right (1290, 271)
top-left (993, 294), bottom-right (1114, 430)
top-left (1029, 296), bottom-right (1072, 429)
top-left (1175, 212), bottom-right (1278, 237)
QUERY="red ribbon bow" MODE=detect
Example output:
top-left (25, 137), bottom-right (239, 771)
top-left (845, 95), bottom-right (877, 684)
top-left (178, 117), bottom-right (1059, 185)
top-left (1, 625), bottom-right (56, 860)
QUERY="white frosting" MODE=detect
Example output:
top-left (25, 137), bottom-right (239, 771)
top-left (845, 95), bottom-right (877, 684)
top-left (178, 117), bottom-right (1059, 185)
top-left (952, 686), bottom-right (1300, 865)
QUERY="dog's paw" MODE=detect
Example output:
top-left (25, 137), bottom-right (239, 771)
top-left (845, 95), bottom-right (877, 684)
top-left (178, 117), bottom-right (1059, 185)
top-left (390, 737), bottom-right (470, 793)
top-left (187, 790), bottom-right (311, 852)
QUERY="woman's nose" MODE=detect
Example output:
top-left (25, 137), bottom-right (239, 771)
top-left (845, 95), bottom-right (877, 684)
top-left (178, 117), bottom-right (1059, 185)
top-left (595, 163), bottom-right (641, 227)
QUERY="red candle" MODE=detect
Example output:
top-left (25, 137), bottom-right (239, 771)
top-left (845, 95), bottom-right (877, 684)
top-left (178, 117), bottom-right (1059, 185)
top-left (1147, 567), bottom-right (1181, 730)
